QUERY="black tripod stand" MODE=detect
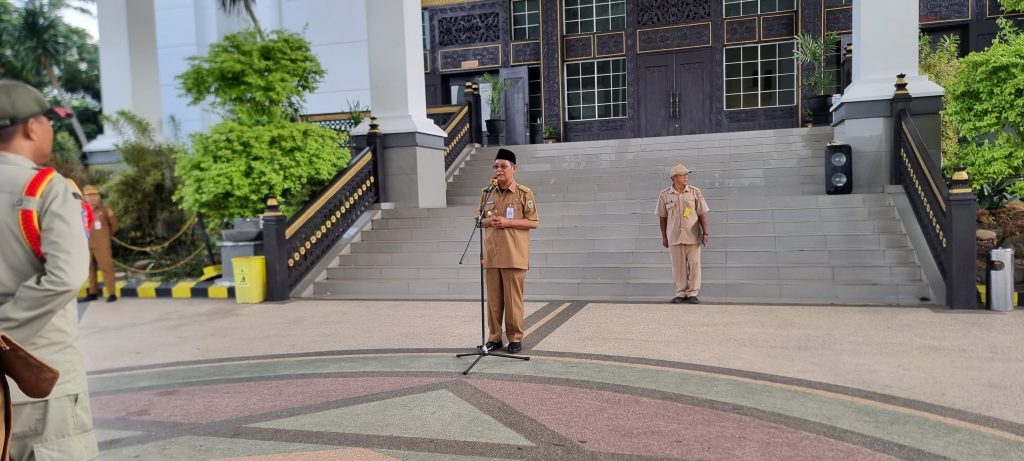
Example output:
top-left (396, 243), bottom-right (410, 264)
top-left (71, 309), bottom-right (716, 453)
top-left (456, 185), bottom-right (529, 375)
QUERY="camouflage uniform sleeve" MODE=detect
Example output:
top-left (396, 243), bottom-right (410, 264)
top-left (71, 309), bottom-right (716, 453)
top-left (0, 177), bottom-right (89, 344)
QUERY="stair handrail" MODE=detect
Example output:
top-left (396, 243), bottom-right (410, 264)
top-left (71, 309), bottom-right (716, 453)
top-left (261, 118), bottom-right (385, 301)
top-left (890, 74), bottom-right (977, 309)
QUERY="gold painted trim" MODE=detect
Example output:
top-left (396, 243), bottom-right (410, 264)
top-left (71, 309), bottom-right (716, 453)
top-left (563, 35), bottom-right (595, 61)
top-left (821, 5), bottom-right (852, 36)
top-left (510, 40), bottom-right (542, 66)
top-left (438, 44), bottom-right (503, 73)
top-left (424, 49), bottom-right (431, 74)
top-left (759, 12), bottom-right (796, 41)
top-left (445, 105), bottom-right (470, 133)
top-left (724, 17), bottom-right (759, 45)
top-left (556, 0), bottom-right (564, 139)
top-left (427, 105), bottom-right (462, 114)
top-left (949, 188), bottom-right (973, 193)
top-left (901, 122), bottom-right (947, 213)
top-left (594, 31), bottom-right (626, 57)
top-left (421, 0), bottom-right (476, 7)
top-left (286, 152), bottom-right (374, 239)
top-left (636, 22), bottom-right (712, 54)
top-left (987, 0), bottom-right (1024, 18)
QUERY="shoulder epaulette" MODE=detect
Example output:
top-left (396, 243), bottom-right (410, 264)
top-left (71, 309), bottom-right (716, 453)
top-left (516, 184), bottom-right (532, 193)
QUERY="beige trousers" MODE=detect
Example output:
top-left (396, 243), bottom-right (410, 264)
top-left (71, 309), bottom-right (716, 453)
top-left (485, 268), bottom-right (526, 343)
top-left (10, 392), bottom-right (98, 461)
top-left (669, 243), bottom-right (702, 297)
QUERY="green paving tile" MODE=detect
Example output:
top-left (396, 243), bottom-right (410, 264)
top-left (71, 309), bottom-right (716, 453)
top-left (251, 389), bottom-right (533, 446)
top-left (90, 355), bottom-right (1024, 460)
top-left (100, 436), bottom-right (332, 461)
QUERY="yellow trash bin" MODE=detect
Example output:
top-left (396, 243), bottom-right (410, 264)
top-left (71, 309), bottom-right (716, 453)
top-left (232, 256), bottom-right (266, 303)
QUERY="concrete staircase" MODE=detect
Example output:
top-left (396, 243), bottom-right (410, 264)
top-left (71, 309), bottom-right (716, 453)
top-left (311, 127), bottom-right (934, 304)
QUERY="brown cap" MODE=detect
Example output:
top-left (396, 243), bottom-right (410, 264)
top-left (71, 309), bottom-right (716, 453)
top-left (0, 80), bottom-right (73, 128)
top-left (670, 164), bottom-right (690, 178)
top-left (82, 185), bottom-right (100, 196)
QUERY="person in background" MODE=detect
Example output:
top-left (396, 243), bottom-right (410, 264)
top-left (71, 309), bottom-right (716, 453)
top-left (82, 185), bottom-right (118, 302)
top-left (656, 163), bottom-right (710, 304)
top-left (0, 79), bottom-right (99, 460)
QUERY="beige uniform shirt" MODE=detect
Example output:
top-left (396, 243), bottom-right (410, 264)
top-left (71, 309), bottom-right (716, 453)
top-left (478, 181), bottom-right (539, 269)
top-left (656, 184), bottom-right (709, 245)
top-left (0, 152), bottom-right (90, 403)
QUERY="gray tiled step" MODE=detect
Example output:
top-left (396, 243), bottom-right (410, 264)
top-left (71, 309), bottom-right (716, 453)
top-left (335, 248), bottom-right (916, 267)
top-left (446, 174), bottom-right (823, 196)
top-left (311, 278), bottom-right (931, 304)
top-left (326, 263), bottom-right (922, 282)
top-left (372, 212), bottom-right (903, 229)
top-left (458, 157), bottom-right (825, 176)
top-left (447, 185), bottom-right (826, 205)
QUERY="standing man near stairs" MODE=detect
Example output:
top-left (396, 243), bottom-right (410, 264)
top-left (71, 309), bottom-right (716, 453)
top-left (657, 164), bottom-right (710, 304)
top-left (479, 149), bottom-right (539, 354)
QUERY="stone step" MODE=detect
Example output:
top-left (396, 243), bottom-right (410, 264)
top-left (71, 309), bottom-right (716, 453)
top-left (446, 172), bottom-right (824, 196)
top-left (335, 248), bottom-right (916, 267)
top-left (311, 278), bottom-right (931, 304)
top-left (370, 213), bottom-right (901, 230)
top-left (447, 185), bottom-right (826, 204)
top-left (326, 263), bottom-right (922, 282)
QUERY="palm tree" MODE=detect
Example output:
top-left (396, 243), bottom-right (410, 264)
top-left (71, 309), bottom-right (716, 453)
top-left (218, 0), bottom-right (265, 41)
top-left (13, 0), bottom-right (94, 147)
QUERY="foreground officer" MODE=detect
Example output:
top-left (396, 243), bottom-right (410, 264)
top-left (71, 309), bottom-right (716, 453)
top-left (478, 148), bottom-right (539, 354)
top-left (0, 79), bottom-right (99, 460)
top-left (656, 164), bottom-right (710, 304)
top-left (82, 185), bottom-right (118, 302)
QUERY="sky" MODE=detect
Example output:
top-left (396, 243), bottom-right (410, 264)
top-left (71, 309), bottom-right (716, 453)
top-left (61, 2), bottom-right (99, 41)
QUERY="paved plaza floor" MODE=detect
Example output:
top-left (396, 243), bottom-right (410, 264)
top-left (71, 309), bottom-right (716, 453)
top-left (79, 298), bottom-right (1024, 460)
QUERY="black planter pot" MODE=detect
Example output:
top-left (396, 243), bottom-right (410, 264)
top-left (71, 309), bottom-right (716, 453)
top-left (806, 94), bottom-right (833, 126)
top-left (485, 119), bottom-right (505, 146)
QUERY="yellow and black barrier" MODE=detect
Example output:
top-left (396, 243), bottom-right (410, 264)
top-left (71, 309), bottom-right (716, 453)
top-left (79, 279), bottom-right (235, 299)
top-left (977, 285), bottom-right (1022, 307)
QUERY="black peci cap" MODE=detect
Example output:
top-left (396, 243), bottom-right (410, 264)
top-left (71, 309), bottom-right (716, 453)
top-left (495, 148), bottom-right (516, 165)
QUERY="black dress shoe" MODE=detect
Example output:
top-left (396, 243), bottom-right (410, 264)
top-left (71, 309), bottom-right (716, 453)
top-left (80, 293), bottom-right (98, 302)
top-left (507, 342), bottom-right (522, 353)
top-left (106, 294), bottom-right (118, 302)
top-left (671, 296), bottom-right (688, 304)
top-left (686, 296), bottom-right (700, 304)
top-left (483, 341), bottom-right (503, 351)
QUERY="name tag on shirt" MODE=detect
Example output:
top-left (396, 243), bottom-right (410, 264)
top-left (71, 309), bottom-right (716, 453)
top-left (506, 205), bottom-right (514, 219)
top-left (94, 221), bottom-right (102, 230)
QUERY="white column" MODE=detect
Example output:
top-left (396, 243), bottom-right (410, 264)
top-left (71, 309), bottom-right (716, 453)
top-left (839, 0), bottom-right (943, 102)
top-left (85, 0), bottom-right (162, 157)
top-left (360, 0), bottom-right (446, 137)
top-left (356, 0), bottom-right (447, 208)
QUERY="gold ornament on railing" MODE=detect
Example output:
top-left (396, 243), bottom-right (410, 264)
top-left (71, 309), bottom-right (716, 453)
top-left (949, 165), bottom-right (972, 194)
top-left (894, 73), bottom-right (910, 96)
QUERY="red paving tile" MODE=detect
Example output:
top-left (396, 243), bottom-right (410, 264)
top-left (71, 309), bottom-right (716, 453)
top-left (469, 379), bottom-right (898, 461)
top-left (92, 377), bottom-right (449, 423)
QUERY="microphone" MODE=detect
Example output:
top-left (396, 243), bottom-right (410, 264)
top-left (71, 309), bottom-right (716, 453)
top-left (484, 178), bottom-right (498, 193)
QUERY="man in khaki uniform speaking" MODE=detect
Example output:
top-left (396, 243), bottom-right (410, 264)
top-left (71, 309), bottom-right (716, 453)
top-left (0, 80), bottom-right (99, 460)
top-left (478, 149), bottom-right (539, 355)
top-left (656, 164), bottom-right (710, 304)
top-left (82, 185), bottom-right (118, 302)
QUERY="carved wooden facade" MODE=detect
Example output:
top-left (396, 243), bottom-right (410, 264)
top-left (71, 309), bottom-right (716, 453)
top-left (421, 0), bottom-right (1023, 143)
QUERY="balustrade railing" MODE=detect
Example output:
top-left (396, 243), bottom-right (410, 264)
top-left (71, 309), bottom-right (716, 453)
top-left (890, 74), bottom-right (977, 309)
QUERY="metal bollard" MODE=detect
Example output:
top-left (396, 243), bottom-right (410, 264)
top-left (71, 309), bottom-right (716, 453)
top-left (987, 248), bottom-right (1015, 311)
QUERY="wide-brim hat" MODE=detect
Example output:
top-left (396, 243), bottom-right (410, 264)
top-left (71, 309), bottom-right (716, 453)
top-left (670, 164), bottom-right (690, 178)
top-left (0, 80), bottom-right (73, 128)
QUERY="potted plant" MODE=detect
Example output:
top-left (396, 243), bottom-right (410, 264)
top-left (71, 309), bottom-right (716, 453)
top-left (802, 109), bottom-right (813, 128)
top-left (542, 125), bottom-right (559, 143)
top-left (477, 72), bottom-right (510, 144)
top-left (794, 31), bottom-right (840, 125)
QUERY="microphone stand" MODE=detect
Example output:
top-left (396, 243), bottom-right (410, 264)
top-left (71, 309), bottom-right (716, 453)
top-left (456, 182), bottom-right (530, 375)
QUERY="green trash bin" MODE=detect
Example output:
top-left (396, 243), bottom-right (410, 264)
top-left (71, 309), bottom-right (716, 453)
top-left (232, 256), bottom-right (266, 303)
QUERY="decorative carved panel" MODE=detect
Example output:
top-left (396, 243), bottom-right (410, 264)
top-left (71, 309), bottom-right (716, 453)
top-left (437, 12), bottom-right (500, 47)
top-left (920, 0), bottom-right (970, 23)
top-left (438, 45), bottom-right (501, 72)
top-left (763, 106), bottom-right (796, 120)
top-left (564, 35), bottom-right (594, 60)
top-left (566, 119), bottom-right (628, 134)
top-left (823, 6), bottom-right (852, 33)
top-left (637, 23), bottom-right (711, 53)
top-left (761, 13), bottom-right (796, 40)
top-left (595, 32), bottom-right (625, 57)
top-left (725, 18), bottom-right (757, 44)
top-left (636, 0), bottom-right (711, 26)
top-left (510, 41), bottom-right (541, 65)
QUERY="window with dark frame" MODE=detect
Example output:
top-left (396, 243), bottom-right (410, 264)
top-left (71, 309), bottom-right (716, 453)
top-left (724, 0), bottom-right (796, 17)
top-left (724, 41), bottom-right (796, 109)
top-left (564, 0), bottom-right (625, 35)
top-left (512, 0), bottom-right (540, 41)
top-left (565, 57), bottom-right (627, 121)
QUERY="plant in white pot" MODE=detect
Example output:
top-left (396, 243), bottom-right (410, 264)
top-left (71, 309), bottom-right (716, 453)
top-left (478, 72), bottom-right (510, 145)
top-left (794, 31), bottom-right (840, 125)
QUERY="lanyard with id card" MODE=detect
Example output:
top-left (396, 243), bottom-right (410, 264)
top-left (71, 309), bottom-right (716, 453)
top-left (506, 204), bottom-right (514, 219)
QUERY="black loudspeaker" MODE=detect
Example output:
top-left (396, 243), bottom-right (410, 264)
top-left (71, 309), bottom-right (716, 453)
top-left (825, 143), bottom-right (852, 195)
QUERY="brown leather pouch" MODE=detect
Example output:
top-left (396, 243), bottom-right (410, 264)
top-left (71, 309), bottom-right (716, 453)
top-left (0, 333), bottom-right (59, 399)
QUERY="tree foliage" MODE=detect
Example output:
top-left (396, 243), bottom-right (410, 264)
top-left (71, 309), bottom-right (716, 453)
top-left (175, 29), bottom-right (349, 223)
top-left (175, 121), bottom-right (348, 222)
top-left (919, 33), bottom-right (963, 170)
top-left (944, 18), bottom-right (1024, 196)
top-left (178, 30), bottom-right (323, 123)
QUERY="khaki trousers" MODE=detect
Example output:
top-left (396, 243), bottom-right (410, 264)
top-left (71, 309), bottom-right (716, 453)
top-left (485, 268), bottom-right (526, 343)
top-left (87, 247), bottom-right (116, 297)
top-left (10, 392), bottom-right (98, 461)
top-left (669, 243), bottom-right (702, 297)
